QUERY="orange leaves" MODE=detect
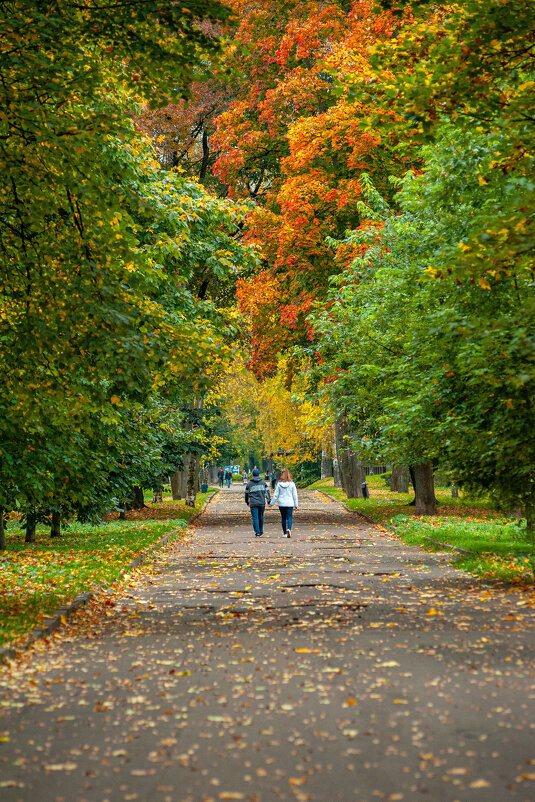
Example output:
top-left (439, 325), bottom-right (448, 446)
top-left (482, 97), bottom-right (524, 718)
top-left (211, 1), bottom-right (403, 373)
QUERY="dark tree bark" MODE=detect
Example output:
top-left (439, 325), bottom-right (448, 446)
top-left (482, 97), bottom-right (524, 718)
top-left (407, 465), bottom-right (417, 505)
top-left (335, 416), bottom-right (365, 498)
top-left (25, 510), bottom-right (37, 543)
top-left (0, 509), bottom-right (6, 551)
top-left (391, 465), bottom-right (410, 493)
top-left (451, 482), bottom-right (459, 498)
top-left (119, 505), bottom-right (126, 520)
top-left (50, 509), bottom-right (61, 538)
top-left (130, 485), bottom-right (145, 509)
top-left (152, 487), bottom-right (163, 503)
top-left (170, 470), bottom-right (181, 500)
top-left (199, 129), bottom-right (210, 183)
top-left (173, 458), bottom-right (190, 501)
top-left (411, 463), bottom-right (437, 515)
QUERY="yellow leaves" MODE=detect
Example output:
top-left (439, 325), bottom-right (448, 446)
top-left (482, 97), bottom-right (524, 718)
top-left (425, 608), bottom-right (438, 616)
top-left (478, 278), bottom-right (491, 290)
top-left (288, 777), bottom-right (307, 786)
top-left (295, 648), bottom-right (320, 653)
top-left (514, 218), bottom-right (529, 232)
top-left (457, 242), bottom-right (471, 252)
top-left (110, 395), bottom-right (121, 405)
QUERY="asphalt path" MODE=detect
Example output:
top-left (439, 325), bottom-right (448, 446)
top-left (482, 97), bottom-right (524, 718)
top-left (1, 485), bottom-right (534, 802)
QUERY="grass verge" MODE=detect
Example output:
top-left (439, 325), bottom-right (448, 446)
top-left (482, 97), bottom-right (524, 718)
top-left (0, 489), bottom-right (216, 648)
top-left (309, 476), bottom-right (534, 585)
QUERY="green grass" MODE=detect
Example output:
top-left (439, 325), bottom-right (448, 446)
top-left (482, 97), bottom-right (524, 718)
top-left (142, 484), bottom-right (218, 503)
top-left (308, 475), bottom-right (534, 584)
top-left (0, 487), bottom-right (217, 647)
top-left (0, 517), bottom-right (187, 648)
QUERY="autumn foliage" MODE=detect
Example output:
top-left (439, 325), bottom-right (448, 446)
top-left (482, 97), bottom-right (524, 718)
top-left (212, 1), bottom-right (403, 375)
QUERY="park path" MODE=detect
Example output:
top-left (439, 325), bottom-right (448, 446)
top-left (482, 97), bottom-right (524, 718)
top-left (1, 486), bottom-right (534, 802)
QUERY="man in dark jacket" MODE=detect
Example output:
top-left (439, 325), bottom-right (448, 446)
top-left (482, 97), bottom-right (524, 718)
top-left (245, 468), bottom-right (271, 537)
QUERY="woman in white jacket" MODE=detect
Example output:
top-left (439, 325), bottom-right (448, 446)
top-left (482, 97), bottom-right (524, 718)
top-left (269, 468), bottom-right (298, 538)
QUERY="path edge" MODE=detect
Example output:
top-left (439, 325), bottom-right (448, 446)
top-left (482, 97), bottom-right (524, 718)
top-left (187, 490), bottom-right (218, 526)
top-left (314, 489), bottom-right (473, 557)
top-left (0, 522), bottom-right (188, 666)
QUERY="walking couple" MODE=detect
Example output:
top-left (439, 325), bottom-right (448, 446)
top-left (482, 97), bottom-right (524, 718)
top-left (245, 468), bottom-right (298, 538)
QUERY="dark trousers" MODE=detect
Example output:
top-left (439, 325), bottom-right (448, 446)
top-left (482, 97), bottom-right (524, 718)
top-left (250, 505), bottom-right (265, 535)
top-left (279, 506), bottom-right (293, 534)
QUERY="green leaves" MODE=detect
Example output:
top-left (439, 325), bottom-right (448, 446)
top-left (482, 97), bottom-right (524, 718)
top-left (308, 127), bottom-right (535, 518)
top-left (0, 0), bottom-right (255, 526)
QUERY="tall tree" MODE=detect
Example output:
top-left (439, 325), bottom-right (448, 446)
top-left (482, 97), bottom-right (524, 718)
top-left (212, 1), bottom-right (403, 376)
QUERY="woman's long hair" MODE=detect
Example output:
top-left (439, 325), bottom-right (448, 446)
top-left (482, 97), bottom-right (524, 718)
top-left (280, 468), bottom-right (292, 482)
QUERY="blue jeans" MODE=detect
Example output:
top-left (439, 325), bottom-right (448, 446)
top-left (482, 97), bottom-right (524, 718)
top-left (250, 505), bottom-right (265, 535)
top-left (279, 506), bottom-right (293, 534)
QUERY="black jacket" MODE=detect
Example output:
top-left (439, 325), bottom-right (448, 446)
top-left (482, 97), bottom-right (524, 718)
top-left (245, 476), bottom-right (271, 507)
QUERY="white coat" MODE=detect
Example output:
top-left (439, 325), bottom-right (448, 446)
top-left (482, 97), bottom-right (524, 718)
top-left (271, 480), bottom-right (298, 508)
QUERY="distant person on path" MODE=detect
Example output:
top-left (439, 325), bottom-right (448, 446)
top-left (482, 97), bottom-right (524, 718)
top-left (270, 469), bottom-right (276, 490)
top-left (218, 468), bottom-right (224, 489)
top-left (245, 468), bottom-right (271, 537)
top-left (225, 469), bottom-right (231, 488)
top-left (270, 467), bottom-right (298, 538)
top-left (242, 469), bottom-right (248, 485)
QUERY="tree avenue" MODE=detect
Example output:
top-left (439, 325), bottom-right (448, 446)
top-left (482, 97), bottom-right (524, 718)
top-left (209, 0), bottom-right (534, 527)
top-left (0, 0), bottom-right (258, 547)
top-left (1, 0), bottom-right (534, 549)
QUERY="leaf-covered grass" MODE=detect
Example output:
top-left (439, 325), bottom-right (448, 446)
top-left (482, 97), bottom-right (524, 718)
top-left (392, 516), bottom-right (534, 584)
top-left (308, 476), bottom-right (534, 584)
top-left (0, 490), bottom-right (215, 648)
top-left (142, 485), bottom-right (218, 504)
top-left (112, 489), bottom-right (216, 522)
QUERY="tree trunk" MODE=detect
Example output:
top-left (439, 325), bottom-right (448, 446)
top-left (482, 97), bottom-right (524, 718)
top-left (208, 462), bottom-right (219, 485)
top-left (391, 465), bottom-right (409, 493)
top-left (170, 470), bottom-right (180, 500)
top-left (178, 456), bottom-right (190, 499)
top-left (333, 459), bottom-right (342, 488)
top-left (129, 486), bottom-right (145, 509)
top-left (412, 463), bottom-right (437, 515)
top-left (335, 415), bottom-right (364, 498)
top-left (152, 488), bottom-right (163, 503)
top-left (321, 448), bottom-right (333, 479)
top-left (119, 504), bottom-right (126, 520)
top-left (0, 509), bottom-right (6, 551)
top-left (407, 465), bottom-right (417, 505)
top-left (25, 510), bottom-right (37, 543)
top-left (185, 454), bottom-right (198, 507)
top-left (50, 509), bottom-right (61, 538)
top-left (199, 129), bottom-right (210, 183)
top-left (451, 482), bottom-right (459, 498)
